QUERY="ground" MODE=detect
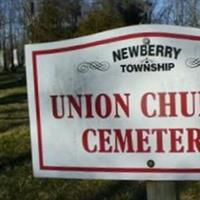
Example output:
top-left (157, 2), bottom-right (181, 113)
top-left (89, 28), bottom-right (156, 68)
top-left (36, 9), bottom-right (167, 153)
top-left (0, 70), bottom-right (199, 200)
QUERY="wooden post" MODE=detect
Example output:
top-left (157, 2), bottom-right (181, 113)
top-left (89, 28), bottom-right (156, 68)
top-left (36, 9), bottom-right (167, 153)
top-left (147, 181), bottom-right (179, 200)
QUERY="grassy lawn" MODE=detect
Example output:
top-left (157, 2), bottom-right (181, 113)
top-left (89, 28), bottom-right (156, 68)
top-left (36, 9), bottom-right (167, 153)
top-left (0, 71), bottom-right (200, 200)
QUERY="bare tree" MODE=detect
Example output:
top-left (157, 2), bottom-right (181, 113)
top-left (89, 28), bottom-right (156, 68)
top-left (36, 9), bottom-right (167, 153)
top-left (151, 0), bottom-right (200, 27)
top-left (0, 0), bottom-right (33, 70)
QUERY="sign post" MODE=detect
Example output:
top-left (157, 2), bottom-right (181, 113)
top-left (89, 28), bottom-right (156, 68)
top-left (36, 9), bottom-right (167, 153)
top-left (147, 182), bottom-right (178, 200)
top-left (26, 25), bottom-right (200, 184)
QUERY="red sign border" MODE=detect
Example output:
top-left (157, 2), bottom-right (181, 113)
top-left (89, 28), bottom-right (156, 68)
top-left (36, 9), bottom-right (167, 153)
top-left (32, 31), bottom-right (200, 173)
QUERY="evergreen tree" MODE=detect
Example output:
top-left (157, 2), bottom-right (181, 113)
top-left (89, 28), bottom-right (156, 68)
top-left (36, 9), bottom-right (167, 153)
top-left (76, 0), bottom-right (148, 36)
top-left (29, 0), bottom-right (82, 42)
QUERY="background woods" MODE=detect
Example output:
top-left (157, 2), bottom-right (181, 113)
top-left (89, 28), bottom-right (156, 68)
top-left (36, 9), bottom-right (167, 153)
top-left (0, 0), bottom-right (200, 70)
top-left (0, 0), bottom-right (200, 200)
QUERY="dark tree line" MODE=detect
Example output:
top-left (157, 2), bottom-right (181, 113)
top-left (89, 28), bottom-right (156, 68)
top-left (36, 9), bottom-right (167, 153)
top-left (29, 0), bottom-right (150, 42)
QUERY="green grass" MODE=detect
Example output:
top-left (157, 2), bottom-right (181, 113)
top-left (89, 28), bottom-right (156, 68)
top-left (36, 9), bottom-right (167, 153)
top-left (0, 71), bottom-right (200, 200)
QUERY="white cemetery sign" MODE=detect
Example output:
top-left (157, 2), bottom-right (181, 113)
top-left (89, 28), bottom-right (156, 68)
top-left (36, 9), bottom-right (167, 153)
top-left (26, 25), bottom-right (200, 180)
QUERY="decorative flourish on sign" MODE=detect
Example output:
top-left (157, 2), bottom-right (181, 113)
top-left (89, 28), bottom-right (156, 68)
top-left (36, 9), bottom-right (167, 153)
top-left (77, 61), bottom-right (110, 73)
top-left (186, 58), bottom-right (200, 68)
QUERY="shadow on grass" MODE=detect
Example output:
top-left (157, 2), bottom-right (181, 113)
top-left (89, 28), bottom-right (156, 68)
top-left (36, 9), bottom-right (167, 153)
top-left (0, 151), bottom-right (31, 173)
top-left (0, 106), bottom-right (28, 118)
top-left (0, 105), bottom-right (29, 133)
top-left (0, 79), bottom-right (26, 90)
top-left (82, 181), bottom-right (146, 200)
top-left (0, 74), bottom-right (16, 82)
top-left (0, 121), bottom-right (29, 133)
top-left (0, 93), bottom-right (27, 105)
top-left (0, 72), bottom-right (26, 90)
top-left (0, 116), bottom-right (28, 120)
